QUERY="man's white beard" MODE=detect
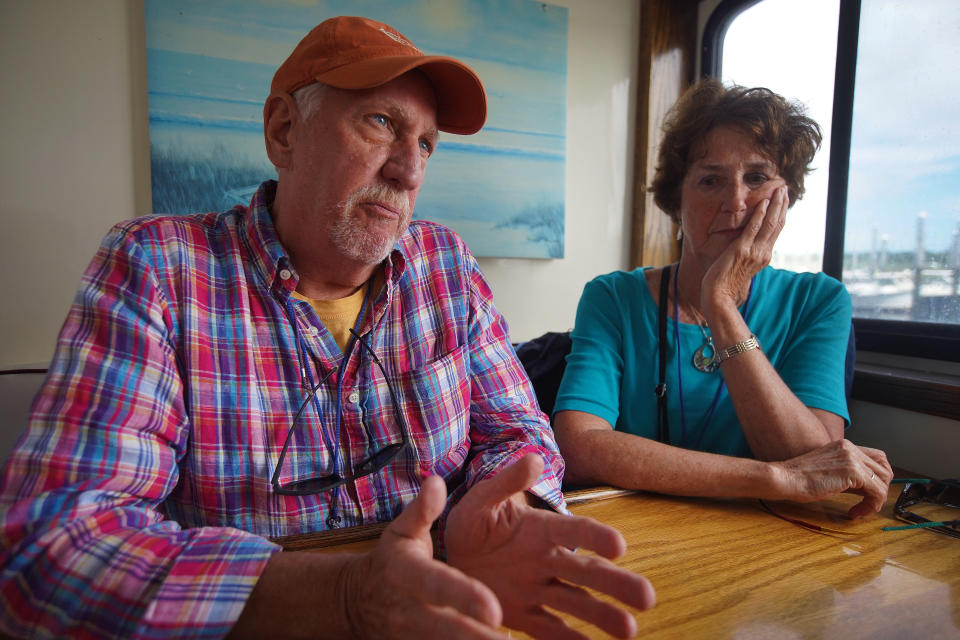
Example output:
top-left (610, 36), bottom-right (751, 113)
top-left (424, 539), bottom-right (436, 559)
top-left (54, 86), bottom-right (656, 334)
top-left (329, 184), bottom-right (411, 264)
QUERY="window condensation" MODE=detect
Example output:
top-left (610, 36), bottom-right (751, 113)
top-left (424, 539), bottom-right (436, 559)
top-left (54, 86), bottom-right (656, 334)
top-left (843, 0), bottom-right (960, 325)
top-left (720, 0), bottom-right (840, 274)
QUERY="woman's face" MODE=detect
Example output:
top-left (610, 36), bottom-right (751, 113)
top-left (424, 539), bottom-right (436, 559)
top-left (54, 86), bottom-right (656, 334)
top-left (678, 125), bottom-right (786, 263)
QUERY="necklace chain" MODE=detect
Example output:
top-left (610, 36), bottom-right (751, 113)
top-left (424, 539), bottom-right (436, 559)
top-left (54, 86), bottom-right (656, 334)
top-left (668, 263), bottom-right (756, 448)
top-left (674, 272), bottom-right (718, 373)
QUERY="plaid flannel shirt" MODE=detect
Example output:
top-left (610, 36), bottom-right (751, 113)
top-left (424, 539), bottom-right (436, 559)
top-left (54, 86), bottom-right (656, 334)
top-left (0, 180), bottom-right (564, 639)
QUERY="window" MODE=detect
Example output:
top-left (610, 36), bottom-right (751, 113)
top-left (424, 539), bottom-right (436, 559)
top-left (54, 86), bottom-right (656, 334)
top-left (714, 0), bottom-right (839, 274)
top-left (704, 0), bottom-right (960, 362)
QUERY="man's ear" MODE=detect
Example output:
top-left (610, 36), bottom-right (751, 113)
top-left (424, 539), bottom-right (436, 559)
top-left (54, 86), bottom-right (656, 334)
top-left (263, 93), bottom-right (297, 169)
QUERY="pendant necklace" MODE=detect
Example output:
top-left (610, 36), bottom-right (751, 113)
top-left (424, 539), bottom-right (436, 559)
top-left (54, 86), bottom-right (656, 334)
top-left (671, 264), bottom-right (756, 448)
top-left (691, 318), bottom-right (717, 373)
top-left (673, 267), bottom-right (756, 373)
top-left (672, 267), bottom-right (718, 373)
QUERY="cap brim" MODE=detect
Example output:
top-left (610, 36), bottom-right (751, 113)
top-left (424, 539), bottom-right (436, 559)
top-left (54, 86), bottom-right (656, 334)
top-left (316, 55), bottom-right (487, 135)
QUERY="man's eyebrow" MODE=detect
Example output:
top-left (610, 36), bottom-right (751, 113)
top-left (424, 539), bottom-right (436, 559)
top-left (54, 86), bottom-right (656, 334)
top-left (378, 101), bottom-right (439, 144)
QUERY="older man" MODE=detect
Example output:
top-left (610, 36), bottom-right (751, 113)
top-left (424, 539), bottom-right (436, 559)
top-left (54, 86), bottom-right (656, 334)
top-left (0, 16), bottom-right (654, 640)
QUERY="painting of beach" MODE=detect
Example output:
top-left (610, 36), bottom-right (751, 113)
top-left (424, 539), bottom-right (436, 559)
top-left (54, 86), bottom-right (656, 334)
top-left (145, 0), bottom-right (567, 258)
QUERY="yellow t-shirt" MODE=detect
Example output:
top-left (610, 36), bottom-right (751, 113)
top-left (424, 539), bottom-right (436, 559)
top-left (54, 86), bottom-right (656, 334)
top-left (291, 274), bottom-right (380, 352)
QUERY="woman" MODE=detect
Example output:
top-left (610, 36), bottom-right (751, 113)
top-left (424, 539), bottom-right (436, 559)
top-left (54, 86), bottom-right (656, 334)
top-left (553, 79), bottom-right (892, 518)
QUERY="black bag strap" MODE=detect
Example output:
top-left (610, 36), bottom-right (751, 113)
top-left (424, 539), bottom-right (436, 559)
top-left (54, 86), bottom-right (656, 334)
top-left (656, 264), bottom-right (671, 443)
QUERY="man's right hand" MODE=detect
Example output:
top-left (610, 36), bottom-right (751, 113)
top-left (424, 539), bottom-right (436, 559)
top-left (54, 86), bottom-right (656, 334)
top-left (341, 474), bottom-right (508, 638)
top-left (230, 475), bottom-right (507, 639)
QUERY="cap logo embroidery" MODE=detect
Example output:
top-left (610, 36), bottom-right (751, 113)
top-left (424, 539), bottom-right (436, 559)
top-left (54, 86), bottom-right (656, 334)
top-left (378, 27), bottom-right (421, 53)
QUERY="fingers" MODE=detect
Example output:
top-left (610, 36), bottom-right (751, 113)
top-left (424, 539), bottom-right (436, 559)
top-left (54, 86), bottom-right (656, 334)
top-left (541, 580), bottom-right (639, 639)
top-left (861, 446), bottom-right (895, 480)
top-left (744, 185), bottom-right (787, 254)
top-left (804, 440), bottom-right (890, 519)
top-left (846, 479), bottom-right (886, 518)
top-left (846, 444), bottom-right (893, 518)
top-left (424, 605), bottom-right (513, 640)
top-left (388, 474), bottom-right (446, 540)
top-left (469, 453), bottom-right (545, 511)
top-left (519, 551), bottom-right (655, 639)
top-left (704, 185), bottom-right (787, 303)
top-left (550, 550), bottom-right (656, 613)
top-left (848, 497), bottom-right (881, 520)
top-left (509, 606), bottom-right (586, 640)
top-left (778, 439), bottom-right (890, 511)
top-left (540, 511), bottom-right (627, 560)
top-left (412, 559), bottom-right (505, 629)
top-left (764, 185), bottom-right (788, 236)
top-left (376, 480), bottom-right (506, 631)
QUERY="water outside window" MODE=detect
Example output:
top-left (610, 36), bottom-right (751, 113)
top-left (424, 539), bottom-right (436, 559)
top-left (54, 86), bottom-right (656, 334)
top-left (721, 0), bottom-right (960, 325)
top-left (842, 0), bottom-right (960, 324)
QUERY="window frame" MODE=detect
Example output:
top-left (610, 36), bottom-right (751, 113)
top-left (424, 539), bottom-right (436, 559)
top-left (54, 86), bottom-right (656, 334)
top-left (702, 0), bottom-right (960, 364)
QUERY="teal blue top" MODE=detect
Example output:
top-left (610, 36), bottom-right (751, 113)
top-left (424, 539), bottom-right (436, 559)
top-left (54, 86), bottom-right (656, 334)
top-left (554, 266), bottom-right (851, 457)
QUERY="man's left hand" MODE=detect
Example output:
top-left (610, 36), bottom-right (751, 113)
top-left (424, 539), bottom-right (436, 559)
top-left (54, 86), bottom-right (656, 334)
top-left (446, 454), bottom-right (656, 639)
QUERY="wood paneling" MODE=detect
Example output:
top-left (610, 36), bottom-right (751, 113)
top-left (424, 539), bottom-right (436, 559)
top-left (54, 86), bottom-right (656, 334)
top-left (630, 0), bottom-right (699, 269)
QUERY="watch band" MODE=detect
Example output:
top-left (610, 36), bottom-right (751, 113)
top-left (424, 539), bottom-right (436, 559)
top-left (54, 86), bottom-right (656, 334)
top-left (715, 334), bottom-right (761, 364)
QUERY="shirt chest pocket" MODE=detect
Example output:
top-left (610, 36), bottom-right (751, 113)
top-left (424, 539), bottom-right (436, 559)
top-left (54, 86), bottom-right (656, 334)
top-left (398, 344), bottom-right (470, 477)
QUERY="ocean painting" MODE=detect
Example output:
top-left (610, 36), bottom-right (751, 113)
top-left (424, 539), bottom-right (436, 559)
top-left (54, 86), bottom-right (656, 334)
top-left (145, 0), bottom-right (567, 258)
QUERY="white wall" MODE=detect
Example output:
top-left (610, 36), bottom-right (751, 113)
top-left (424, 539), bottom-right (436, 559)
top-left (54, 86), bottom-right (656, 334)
top-left (0, 1), bottom-right (151, 369)
top-left (848, 400), bottom-right (957, 480)
top-left (479, 0), bottom-right (638, 342)
top-left (0, 0), bottom-right (638, 371)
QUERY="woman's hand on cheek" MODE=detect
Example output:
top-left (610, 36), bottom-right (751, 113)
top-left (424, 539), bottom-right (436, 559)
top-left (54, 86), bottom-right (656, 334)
top-left (702, 184), bottom-right (788, 310)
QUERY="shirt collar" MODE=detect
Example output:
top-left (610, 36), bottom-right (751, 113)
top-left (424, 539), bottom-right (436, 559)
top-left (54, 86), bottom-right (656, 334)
top-left (241, 180), bottom-right (295, 296)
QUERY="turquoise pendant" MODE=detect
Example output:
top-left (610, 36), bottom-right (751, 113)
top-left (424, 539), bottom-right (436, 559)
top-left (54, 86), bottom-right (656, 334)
top-left (693, 339), bottom-right (719, 373)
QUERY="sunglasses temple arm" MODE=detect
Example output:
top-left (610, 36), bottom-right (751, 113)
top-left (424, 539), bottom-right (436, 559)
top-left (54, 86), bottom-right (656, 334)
top-left (349, 329), bottom-right (411, 444)
top-left (883, 520), bottom-right (960, 531)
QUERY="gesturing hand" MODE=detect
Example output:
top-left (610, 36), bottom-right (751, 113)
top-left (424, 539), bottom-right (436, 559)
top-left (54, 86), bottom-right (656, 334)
top-left (446, 454), bottom-right (656, 639)
top-left (342, 474), bottom-right (508, 639)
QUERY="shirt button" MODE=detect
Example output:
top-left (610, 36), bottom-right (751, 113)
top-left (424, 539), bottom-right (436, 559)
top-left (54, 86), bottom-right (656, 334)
top-left (348, 390), bottom-right (360, 404)
top-left (308, 326), bottom-right (319, 337)
top-left (279, 268), bottom-right (293, 281)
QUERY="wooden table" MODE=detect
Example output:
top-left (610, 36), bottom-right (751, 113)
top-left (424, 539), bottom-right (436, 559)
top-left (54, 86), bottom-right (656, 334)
top-left (274, 486), bottom-right (960, 639)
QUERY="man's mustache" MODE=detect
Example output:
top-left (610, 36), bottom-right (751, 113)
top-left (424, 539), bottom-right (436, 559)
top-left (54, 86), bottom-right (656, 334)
top-left (343, 184), bottom-right (410, 219)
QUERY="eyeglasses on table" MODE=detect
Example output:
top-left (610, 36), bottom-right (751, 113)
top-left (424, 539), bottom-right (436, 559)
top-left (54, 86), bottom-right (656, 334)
top-left (890, 478), bottom-right (960, 539)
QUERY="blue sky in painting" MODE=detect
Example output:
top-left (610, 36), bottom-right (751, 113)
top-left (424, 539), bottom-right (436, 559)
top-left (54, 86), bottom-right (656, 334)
top-left (145, 0), bottom-right (568, 258)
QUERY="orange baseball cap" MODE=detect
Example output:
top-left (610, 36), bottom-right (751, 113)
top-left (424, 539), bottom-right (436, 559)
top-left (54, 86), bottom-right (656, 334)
top-left (270, 16), bottom-right (487, 135)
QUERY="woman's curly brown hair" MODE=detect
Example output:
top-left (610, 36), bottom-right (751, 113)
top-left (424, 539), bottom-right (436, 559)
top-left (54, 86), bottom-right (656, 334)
top-left (650, 78), bottom-right (822, 224)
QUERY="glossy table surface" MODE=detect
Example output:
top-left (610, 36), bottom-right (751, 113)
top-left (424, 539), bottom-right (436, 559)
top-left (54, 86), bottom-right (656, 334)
top-left (276, 486), bottom-right (960, 639)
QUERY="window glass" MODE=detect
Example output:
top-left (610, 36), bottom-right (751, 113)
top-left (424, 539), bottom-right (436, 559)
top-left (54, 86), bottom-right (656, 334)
top-left (721, 0), bottom-right (840, 273)
top-left (722, 0), bottom-right (960, 327)
top-left (843, 0), bottom-right (960, 325)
